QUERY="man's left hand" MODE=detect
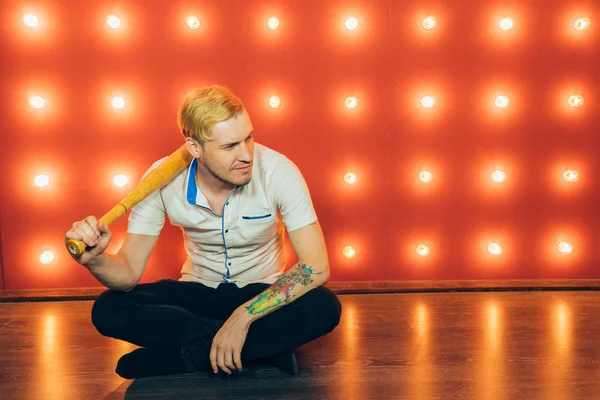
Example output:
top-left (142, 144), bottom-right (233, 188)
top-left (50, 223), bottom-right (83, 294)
top-left (210, 311), bottom-right (252, 374)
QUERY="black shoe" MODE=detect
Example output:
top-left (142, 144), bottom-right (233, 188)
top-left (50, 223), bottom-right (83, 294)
top-left (266, 351), bottom-right (298, 375)
top-left (115, 347), bottom-right (188, 379)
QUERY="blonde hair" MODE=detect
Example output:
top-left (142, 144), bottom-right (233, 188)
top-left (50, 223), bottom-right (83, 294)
top-left (177, 85), bottom-right (245, 145)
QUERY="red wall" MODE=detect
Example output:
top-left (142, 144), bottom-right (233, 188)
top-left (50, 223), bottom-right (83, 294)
top-left (1, 1), bottom-right (598, 290)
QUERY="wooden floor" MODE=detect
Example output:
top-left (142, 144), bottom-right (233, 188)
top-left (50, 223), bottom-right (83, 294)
top-left (1, 291), bottom-right (600, 399)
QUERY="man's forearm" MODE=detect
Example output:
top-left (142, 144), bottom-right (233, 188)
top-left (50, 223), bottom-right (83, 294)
top-left (84, 253), bottom-right (137, 292)
top-left (234, 262), bottom-right (329, 324)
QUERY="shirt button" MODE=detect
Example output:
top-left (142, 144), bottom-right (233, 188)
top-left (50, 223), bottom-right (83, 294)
top-left (228, 263), bottom-right (232, 266)
top-left (225, 229), bottom-right (229, 233)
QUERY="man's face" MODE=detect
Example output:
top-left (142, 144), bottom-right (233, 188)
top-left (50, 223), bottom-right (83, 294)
top-left (199, 109), bottom-right (255, 187)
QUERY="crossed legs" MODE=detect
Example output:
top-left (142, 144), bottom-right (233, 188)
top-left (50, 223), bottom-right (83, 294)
top-left (90, 279), bottom-right (342, 378)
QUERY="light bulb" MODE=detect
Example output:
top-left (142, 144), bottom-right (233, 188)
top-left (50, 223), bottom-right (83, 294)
top-left (34, 175), bottom-right (50, 187)
top-left (29, 96), bottom-right (45, 109)
top-left (112, 97), bottom-right (125, 109)
top-left (491, 170), bottom-right (506, 183)
top-left (345, 96), bottom-right (357, 109)
top-left (269, 96), bottom-right (280, 109)
top-left (113, 174), bottom-right (128, 187)
top-left (416, 244), bottom-right (429, 256)
top-left (187, 16), bottom-right (200, 30)
top-left (343, 246), bottom-right (356, 258)
top-left (106, 15), bottom-right (121, 29)
top-left (344, 172), bottom-right (356, 184)
top-left (568, 95), bottom-right (584, 108)
top-left (422, 16), bottom-right (436, 30)
top-left (39, 251), bottom-right (55, 264)
top-left (563, 170), bottom-right (578, 182)
top-left (268, 17), bottom-right (280, 30)
top-left (499, 17), bottom-right (514, 31)
top-left (421, 96), bottom-right (435, 108)
top-left (495, 96), bottom-right (509, 108)
top-left (558, 241), bottom-right (573, 254)
top-left (418, 171), bottom-right (432, 183)
top-left (345, 17), bottom-right (358, 31)
top-left (23, 13), bottom-right (39, 27)
top-left (574, 17), bottom-right (590, 31)
top-left (488, 243), bottom-right (502, 255)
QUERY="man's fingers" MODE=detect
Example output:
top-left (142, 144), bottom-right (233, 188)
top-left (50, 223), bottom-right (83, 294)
top-left (225, 350), bottom-right (235, 371)
top-left (218, 349), bottom-right (231, 375)
top-left (75, 223), bottom-right (97, 245)
top-left (84, 216), bottom-right (100, 236)
top-left (210, 343), bottom-right (218, 374)
top-left (233, 349), bottom-right (243, 371)
top-left (65, 230), bottom-right (82, 240)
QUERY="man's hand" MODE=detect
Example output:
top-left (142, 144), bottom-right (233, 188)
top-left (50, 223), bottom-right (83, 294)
top-left (210, 311), bottom-right (252, 374)
top-left (65, 215), bottom-right (112, 266)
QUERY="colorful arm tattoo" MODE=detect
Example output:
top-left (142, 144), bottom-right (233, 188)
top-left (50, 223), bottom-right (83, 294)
top-left (245, 264), bottom-right (322, 315)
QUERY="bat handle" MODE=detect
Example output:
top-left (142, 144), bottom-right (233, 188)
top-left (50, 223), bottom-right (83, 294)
top-left (66, 238), bottom-right (87, 257)
top-left (65, 204), bottom-right (127, 258)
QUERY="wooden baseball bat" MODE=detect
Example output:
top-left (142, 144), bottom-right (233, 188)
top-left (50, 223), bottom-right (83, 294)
top-left (65, 144), bottom-right (193, 257)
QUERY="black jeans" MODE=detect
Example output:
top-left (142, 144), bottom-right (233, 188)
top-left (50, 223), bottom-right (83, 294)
top-left (90, 279), bottom-right (342, 368)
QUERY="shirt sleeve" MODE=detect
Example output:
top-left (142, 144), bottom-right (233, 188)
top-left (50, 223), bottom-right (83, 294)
top-left (271, 159), bottom-right (318, 232)
top-left (126, 158), bottom-right (167, 235)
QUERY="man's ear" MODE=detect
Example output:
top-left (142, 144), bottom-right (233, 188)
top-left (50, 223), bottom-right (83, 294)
top-left (185, 137), bottom-right (203, 158)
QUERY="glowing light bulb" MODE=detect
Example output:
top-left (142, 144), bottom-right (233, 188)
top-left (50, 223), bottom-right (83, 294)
top-left (187, 16), bottom-right (200, 30)
top-left (422, 16), bottom-right (436, 30)
top-left (558, 241), bottom-right (573, 254)
top-left (344, 172), bottom-right (356, 184)
top-left (29, 96), bottom-right (45, 109)
top-left (491, 170), bottom-right (506, 183)
top-left (488, 243), bottom-right (502, 255)
top-left (113, 174), bottom-right (128, 187)
top-left (268, 17), bottom-right (280, 30)
top-left (34, 175), bottom-right (50, 187)
top-left (106, 15), bottom-right (121, 29)
top-left (345, 17), bottom-right (358, 31)
top-left (568, 95), bottom-right (584, 108)
top-left (39, 251), bottom-right (55, 264)
top-left (23, 13), bottom-right (39, 27)
top-left (421, 96), bottom-right (435, 108)
top-left (269, 96), bottom-right (280, 109)
top-left (563, 170), bottom-right (579, 182)
top-left (112, 97), bottom-right (125, 109)
top-left (574, 17), bottom-right (590, 31)
top-left (345, 96), bottom-right (357, 109)
top-left (343, 246), bottom-right (356, 258)
top-left (416, 244), bottom-right (429, 256)
top-left (499, 17), bottom-right (514, 31)
top-left (495, 96), bottom-right (509, 108)
top-left (418, 171), bottom-right (432, 183)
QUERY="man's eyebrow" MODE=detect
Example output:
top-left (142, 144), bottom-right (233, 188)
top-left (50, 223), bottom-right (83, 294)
top-left (219, 131), bottom-right (254, 148)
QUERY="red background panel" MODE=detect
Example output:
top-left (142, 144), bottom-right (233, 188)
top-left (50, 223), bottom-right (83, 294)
top-left (387, 0), bottom-right (599, 280)
top-left (0, 0), bottom-right (598, 290)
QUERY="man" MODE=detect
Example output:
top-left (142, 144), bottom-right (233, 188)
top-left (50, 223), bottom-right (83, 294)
top-left (65, 85), bottom-right (342, 379)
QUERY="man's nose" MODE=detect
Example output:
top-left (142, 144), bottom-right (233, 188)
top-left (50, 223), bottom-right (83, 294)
top-left (238, 142), bottom-right (252, 161)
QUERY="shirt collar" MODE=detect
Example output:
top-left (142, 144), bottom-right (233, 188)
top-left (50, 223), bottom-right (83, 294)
top-left (186, 158), bottom-right (199, 205)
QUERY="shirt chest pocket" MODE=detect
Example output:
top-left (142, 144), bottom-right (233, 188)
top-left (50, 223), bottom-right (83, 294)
top-left (238, 212), bottom-right (277, 244)
top-left (242, 213), bottom-right (272, 221)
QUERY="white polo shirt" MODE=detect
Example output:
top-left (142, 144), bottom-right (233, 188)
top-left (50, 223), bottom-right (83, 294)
top-left (126, 142), bottom-right (318, 288)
